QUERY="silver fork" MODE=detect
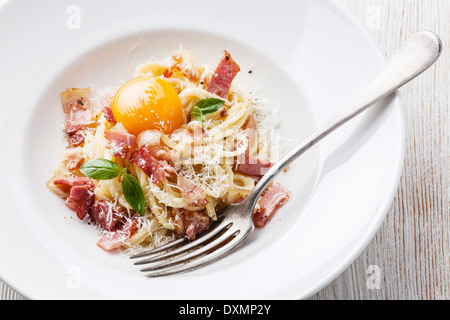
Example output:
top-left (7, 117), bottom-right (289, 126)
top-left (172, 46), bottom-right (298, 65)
top-left (130, 31), bottom-right (442, 277)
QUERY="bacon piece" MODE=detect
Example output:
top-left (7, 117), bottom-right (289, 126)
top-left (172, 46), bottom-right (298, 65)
top-left (105, 130), bottom-right (136, 158)
top-left (184, 210), bottom-right (212, 240)
top-left (182, 68), bottom-right (202, 82)
top-left (103, 106), bottom-right (116, 123)
top-left (172, 209), bottom-right (211, 240)
top-left (253, 183), bottom-right (290, 228)
top-left (135, 131), bottom-right (177, 179)
top-left (177, 174), bottom-right (208, 207)
top-left (53, 177), bottom-right (95, 219)
top-left (105, 130), bottom-right (136, 147)
top-left (100, 92), bottom-right (116, 123)
top-left (61, 149), bottom-right (85, 171)
top-left (170, 50), bottom-right (202, 82)
top-left (163, 68), bottom-right (173, 78)
top-left (61, 88), bottom-right (92, 146)
top-left (237, 158), bottom-right (273, 176)
top-left (96, 217), bottom-right (138, 251)
top-left (162, 163), bottom-right (177, 180)
top-left (90, 200), bottom-right (123, 232)
top-left (130, 145), bottom-right (166, 183)
top-left (53, 176), bottom-right (93, 186)
top-left (237, 116), bottom-right (273, 176)
top-left (66, 185), bottom-right (95, 220)
top-left (148, 145), bottom-right (173, 162)
top-left (69, 133), bottom-right (85, 147)
top-left (53, 177), bottom-right (94, 195)
top-left (206, 50), bottom-right (241, 98)
top-left (146, 146), bottom-right (177, 179)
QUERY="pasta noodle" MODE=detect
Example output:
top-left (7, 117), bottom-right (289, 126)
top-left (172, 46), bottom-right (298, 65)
top-left (48, 49), bottom-right (283, 254)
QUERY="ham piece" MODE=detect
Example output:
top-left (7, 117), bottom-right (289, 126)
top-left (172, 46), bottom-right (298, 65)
top-left (62, 148), bottom-right (85, 171)
top-left (135, 130), bottom-right (177, 179)
top-left (90, 200), bottom-right (123, 232)
top-left (237, 158), bottom-right (273, 177)
top-left (103, 106), bottom-right (116, 123)
top-left (147, 145), bottom-right (173, 162)
top-left (91, 200), bottom-right (139, 251)
top-left (68, 133), bottom-right (85, 147)
top-left (253, 183), bottom-right (290, 228)
top-left (61, 88), bottom-right (92, 146)
top-left (52, 179), bottom-right (138, 251)
top-left (100, 92), bottom-right (116, 123)
top-left (172, 208), bottom-right (212, 240)
top-left (53, 177), bottom-right (95, 220)
top-left (105, 130), bottom-right (136, 158)
top-left (177, 174), bottom-right (208, 207)
top-left (53, 176), bottom-right (93, 188)
top-left (183, 210), bottom-right (211, 240)
top-left (206, 50), bottom-right (241, 98)
top-left (96, 217), bottom-right (139, 251)
top-left (130, 145), bottom-right (166, 183)
top-left (237, 115), bottom-right (273, 176)
top-left (53, 177), bottom-right (93, 197)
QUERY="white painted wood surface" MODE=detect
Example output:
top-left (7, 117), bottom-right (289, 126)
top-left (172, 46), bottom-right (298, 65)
top-left (312, 0), bottom-right (450, 300)
top-left (1, 0), bottom-right (449, 300)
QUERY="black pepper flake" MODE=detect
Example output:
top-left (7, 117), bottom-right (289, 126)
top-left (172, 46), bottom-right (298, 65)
top-left (248, 70), bottom-right (253, 74)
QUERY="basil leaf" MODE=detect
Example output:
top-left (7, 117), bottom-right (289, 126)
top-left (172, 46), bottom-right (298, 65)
top-left (190, 106), bottom-right (204, 123)
top-left (80, 159), bottom-right (122, 180)
top-left (80, 159), bottom-right (145, 216)
top-left (190, 98), bottom-right (225, 123)
top-left (195, 98), bottom-right (225, 115)
top-left (121, 173), bottom-right (145, 216)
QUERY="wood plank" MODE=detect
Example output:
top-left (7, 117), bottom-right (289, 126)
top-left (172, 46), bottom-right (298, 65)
top-left (312, 0), bottom-right (450, 300)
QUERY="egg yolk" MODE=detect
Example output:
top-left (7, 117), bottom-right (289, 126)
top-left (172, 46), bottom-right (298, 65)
top-left (112, 77), bottom-right (183, 136)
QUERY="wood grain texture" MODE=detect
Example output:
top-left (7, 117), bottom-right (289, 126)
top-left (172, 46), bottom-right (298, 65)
top-left (1, 0), bottom-right (449, 300)
top-left (311, 0), bottom-right (450, 300)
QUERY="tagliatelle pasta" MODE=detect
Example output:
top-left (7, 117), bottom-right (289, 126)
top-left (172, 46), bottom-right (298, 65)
top-left (47, 49), bottom-right (290, 254)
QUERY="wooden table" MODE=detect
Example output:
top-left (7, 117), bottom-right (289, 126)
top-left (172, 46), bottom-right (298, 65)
top-left (1, 0), bottom-right (448, 300)
top-left (312, 0), bottom-right (450, 300)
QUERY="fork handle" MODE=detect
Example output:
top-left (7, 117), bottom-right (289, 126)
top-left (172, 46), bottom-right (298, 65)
top-left (246, 31), bottom-right (442, 210)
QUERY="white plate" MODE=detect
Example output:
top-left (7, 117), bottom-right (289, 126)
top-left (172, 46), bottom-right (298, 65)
top-left (0, 0), bottom-right (404, 299)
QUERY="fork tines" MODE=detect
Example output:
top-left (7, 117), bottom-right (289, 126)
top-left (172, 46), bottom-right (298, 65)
top-left (130, 217), bottom-right (243, 277)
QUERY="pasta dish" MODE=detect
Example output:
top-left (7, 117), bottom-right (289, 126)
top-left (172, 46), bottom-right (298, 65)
top-left (47, 49), bottom-right (290, 253)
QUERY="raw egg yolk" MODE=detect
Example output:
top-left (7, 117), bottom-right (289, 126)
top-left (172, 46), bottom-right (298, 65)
top-left (112, 77), bottom-right (183, 135)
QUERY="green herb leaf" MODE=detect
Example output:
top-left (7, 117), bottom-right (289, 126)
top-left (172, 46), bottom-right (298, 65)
top-left (121, 173), bottom-right (146, 216)
top-left (80, 159), bottom-right (123, 180)
top-left (195, 98), bottom-right (225, 114)
top-left (190, 98), bottom-right (225, 123)
top-left (80, 158), bottom-right (146, 216)
top-left (190, 106), bottom-right (204, 123)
